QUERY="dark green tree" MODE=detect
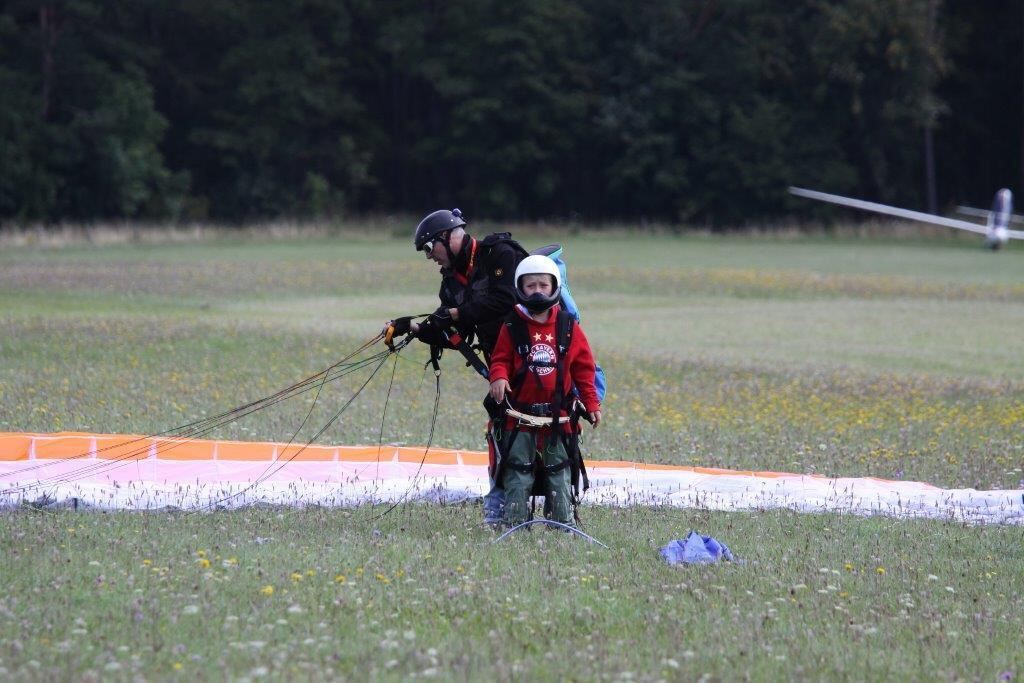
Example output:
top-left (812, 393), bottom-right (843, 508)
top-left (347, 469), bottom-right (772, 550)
top-left (1, 1), bottom-right (185, 223)
top-left (151, 0), bottom-right (372, 220)
top-left (366, 0), bottom-right (595, 218)
top-left (0, 0), bottom-right (1018, 226)
top-left (936, 0), bottom-right (1023, 207)
top-left (798, 0), bottom-right (948, 207)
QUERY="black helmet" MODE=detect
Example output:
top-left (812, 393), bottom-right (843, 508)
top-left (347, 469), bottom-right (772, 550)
top-left (413, 208), bottom-right (466, 252)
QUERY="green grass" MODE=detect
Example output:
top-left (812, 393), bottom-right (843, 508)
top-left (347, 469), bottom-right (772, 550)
top-left (2, 232), bottom-right (1024, 679)
top-left (2, 507), bottom-right (1022, 680)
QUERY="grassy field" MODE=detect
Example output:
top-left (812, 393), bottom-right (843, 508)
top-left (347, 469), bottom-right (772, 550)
top-left (1, 231), bottom-right (1023, 680)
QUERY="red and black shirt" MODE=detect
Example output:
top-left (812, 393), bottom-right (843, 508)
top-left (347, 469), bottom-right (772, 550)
top-left (489, 304), bottom-right (600, 431)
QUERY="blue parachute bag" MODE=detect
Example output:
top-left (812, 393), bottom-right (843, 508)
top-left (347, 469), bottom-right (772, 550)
top-left (531, 244), bottom-right (607, 402)
top-left (660, 531), bottom-right (737, 565)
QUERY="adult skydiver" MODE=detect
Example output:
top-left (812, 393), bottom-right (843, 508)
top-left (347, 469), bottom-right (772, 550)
top-left (384, 208), bottom-right (527, 526)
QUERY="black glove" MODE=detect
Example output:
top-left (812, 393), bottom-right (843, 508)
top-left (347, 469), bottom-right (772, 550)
top-left (411, 317), bottom-right (436, 344)
top-left (431, 306), bottom-right (452, 323)
top-left (419, 317), bottom-right (460, 348)
top-left (389, 316), bottom-right (412, 336)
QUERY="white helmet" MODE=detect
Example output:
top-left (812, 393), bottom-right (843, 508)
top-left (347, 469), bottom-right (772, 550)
top-left (514, 254), bottom-right (562, 313)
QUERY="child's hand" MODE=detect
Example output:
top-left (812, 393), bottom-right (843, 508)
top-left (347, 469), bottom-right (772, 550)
top-left (589, 410), bottom-right (601, 427)
top-left (489, 379), bottom-right (510, 403)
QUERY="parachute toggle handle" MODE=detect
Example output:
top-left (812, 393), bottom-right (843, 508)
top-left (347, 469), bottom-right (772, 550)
top-left (384, 314), bottom-right (430, 353)
top-left (384, 327), bottom-right (417, 354)
top-left (384, 324), bottom-right (397, 351)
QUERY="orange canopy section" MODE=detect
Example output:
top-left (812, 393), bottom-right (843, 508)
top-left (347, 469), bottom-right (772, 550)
top-left (0, 431), bottom-right (796, 477)
top-left (0, 431), bottom-right (485, 466)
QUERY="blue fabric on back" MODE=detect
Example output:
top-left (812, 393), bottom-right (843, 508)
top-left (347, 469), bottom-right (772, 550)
top-left (540, 244), bottom-right (607, 401)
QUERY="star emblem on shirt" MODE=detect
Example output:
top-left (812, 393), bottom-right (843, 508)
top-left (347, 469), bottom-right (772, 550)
top-left (544, 333), bottom-right (554, 342)
top-left (533, 332), bottom-right (542, 341)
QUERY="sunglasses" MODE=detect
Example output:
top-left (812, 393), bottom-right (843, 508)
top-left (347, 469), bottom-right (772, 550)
top-left (420, 231), bottom-right (450, 254)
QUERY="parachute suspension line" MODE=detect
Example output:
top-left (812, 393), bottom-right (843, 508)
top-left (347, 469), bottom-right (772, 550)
top-left (1, 334), bottom-right (390, 497)
top-left (357, 353), bottom-right (401, 523)
top-left (2, 351), bottom-right (394, 497)
top-left (250, 350), bottom-right (405, 523)
top-left (372, 363), bottom-right (443, 520)
top-left (363, 346), bottom-right (437, 516)
top-left (244, 348), bottom-right (395, 493)
top-left (198, 341), bottom-right (398, 511)
top-left (20, 332), bottom-right (389, 478)
top-left (373, 352), bottom-right (401, 470)
top-left (15, 354), bottom-right (393, 498)
top-left (5, 378), bottom-right (294, 477)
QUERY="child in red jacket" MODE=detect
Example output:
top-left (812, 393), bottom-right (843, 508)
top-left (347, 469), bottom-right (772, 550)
top-left (488, 255), bottom-right (602, 527)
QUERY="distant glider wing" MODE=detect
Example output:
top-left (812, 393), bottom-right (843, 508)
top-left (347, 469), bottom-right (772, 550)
top-left (956, 205), bottom-right (1024, 227)
top-left (789, 187), bottom-right (990, 236)
top-left (954, 205), bottom-right (990, 221)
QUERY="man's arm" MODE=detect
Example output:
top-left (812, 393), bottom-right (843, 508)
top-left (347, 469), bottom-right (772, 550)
top-left (409, 278), bottom-right (457, 339)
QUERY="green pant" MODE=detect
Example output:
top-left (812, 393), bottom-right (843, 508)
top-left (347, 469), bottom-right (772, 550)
top-left (501, 429), bottom-right (574, 527)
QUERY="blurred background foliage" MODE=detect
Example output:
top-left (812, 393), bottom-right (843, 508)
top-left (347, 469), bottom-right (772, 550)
top-left (0, 0), bottom-right (1020, 226)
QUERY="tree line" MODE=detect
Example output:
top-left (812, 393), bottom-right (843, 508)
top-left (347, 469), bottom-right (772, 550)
top-left (1, 0), bottom-right (1021, 227)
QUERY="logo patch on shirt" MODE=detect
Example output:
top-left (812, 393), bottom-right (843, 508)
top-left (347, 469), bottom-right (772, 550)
top-left (494, 268), bottom-right (504, 278)
top-left (528, 343), bottom-right (556, 376)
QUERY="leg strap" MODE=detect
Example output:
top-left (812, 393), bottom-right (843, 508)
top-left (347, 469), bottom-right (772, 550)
top-left (542, 459), bottom-right (569, 474)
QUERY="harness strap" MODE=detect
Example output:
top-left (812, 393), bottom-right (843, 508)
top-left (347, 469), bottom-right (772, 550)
top-left (497, 425), bottom-right (521, 486)
top-left (447, 330), bottom-right (489, 378)
top-left (504, 402), bottom-right (581, 428)
top-left (507, 315), bottom-right (534, 390)
top-left (541, 459), bottom-right (569, 474)
top-left (427, 344), bottom-right (442, 373)
top-left (505, 309), bottom-right (574, 406)
top-left (505, 461), bottom-right (535, 474)
top-left (500, 309), bottom-right (588, 520)
top-left (548, 308), bottom-right (573, 447)
top-left (452, 237), bottom-right (478, 286)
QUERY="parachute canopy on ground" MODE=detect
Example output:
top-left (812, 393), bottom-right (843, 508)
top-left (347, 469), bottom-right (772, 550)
top-left (1, 432), bottom-right (1021, 524)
